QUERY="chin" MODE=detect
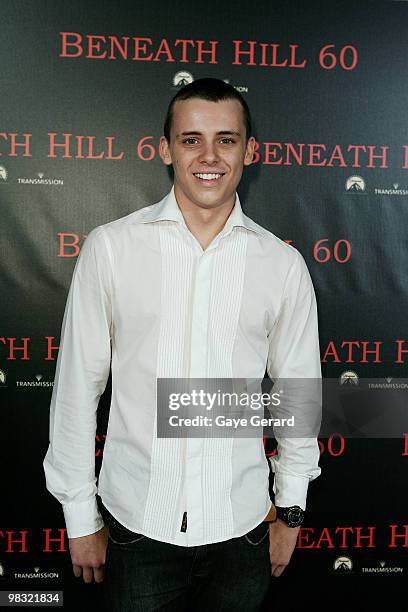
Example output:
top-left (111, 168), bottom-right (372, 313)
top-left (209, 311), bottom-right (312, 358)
top-left (195, 195), bottom-right (229, 208)
top-left (193, 186), bottom-right (230, 199)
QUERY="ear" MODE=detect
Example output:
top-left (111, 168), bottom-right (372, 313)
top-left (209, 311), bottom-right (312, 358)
top-left (243, 136), bottom-right (256, 166)
top-left (159, 136), bottom-right (173, 166)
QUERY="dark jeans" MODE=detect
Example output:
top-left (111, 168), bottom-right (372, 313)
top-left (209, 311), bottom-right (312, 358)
top-left (97, 497), bottom-right (271, 612)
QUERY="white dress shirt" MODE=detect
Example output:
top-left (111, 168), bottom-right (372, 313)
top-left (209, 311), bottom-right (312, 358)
top-left (43, 185), bottom-right (322, 546)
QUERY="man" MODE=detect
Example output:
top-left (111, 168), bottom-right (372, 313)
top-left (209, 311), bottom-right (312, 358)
top-left (43, 77), bottom-right (322, 611)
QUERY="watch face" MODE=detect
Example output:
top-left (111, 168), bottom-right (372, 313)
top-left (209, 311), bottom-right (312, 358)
top-left (277, 506), bottom-right (304, 526)
top-left (287, 507), bottom-right (303, 525)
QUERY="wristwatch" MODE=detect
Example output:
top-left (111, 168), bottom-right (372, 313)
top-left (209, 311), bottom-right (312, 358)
top-left (275, 505), bottom-right (305, 527)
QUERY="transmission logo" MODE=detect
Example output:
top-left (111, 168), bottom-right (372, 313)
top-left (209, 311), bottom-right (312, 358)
top-left (17, 171), bottom-right (63, 186)
top-left (345, 175), bottom-right (366, 193)
top-left (173, 71), bottom-right (193, 87)
top-left (0, 166), bottom-right (8, 181)
top-left (339, 370), bottom-right (359, 386)
top-left (361, 560), bottom-right (403, 574)
top-left (374, 182), bottom-right (408, 196)
top-left (13, 565), bottom-right (60, 580)
top-left (15, 372), bottom-right (53, 388)
top-left (333, 556), bottom-right (353, 572)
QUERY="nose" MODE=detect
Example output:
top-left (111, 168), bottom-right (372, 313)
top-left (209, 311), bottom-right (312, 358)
top-left (199, 141), bottom-right (219, 165)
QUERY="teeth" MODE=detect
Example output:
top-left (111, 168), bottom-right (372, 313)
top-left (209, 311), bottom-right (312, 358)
top-left (194, 173), bottom-right (223, 180)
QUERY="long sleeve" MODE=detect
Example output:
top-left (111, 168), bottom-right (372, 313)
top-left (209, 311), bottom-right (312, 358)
top-left (266, 249), bottom-right (322, 511)
top-left (43, 226), bottom-right (113, 538)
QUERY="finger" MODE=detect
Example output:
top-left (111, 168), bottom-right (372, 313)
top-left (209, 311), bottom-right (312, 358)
top-left (271, 564), bottom-right (285, 577)
top-left (93, 566), bottom-right (105, 584)
top-left (82, 566), bottom-right (94, 584)
top-left (72, 564), bottom-right (82, 578)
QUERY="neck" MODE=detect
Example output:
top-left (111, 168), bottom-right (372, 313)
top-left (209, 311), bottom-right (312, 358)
top-left (174, 185), bottom-right (236, 250)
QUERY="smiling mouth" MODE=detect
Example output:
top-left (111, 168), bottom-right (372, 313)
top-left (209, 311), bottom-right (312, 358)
top-left (193, 172), bottom-right (225, 183)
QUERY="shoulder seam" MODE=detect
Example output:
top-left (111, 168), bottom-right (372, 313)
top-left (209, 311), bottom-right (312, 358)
top-left (97, 226), bottom-right (115, 280)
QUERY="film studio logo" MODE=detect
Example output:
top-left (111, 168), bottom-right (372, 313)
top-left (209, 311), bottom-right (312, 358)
top-left (345, 175), bottom-right (366, 194)
top-left (333, 556), bottom-right (353, 573)
top-left (0, 165), bottom-right (8, 181)
top-left (0, 369), bottom-right (7, 387)
top-left (339, 370), bottom-right (359, 386)
top-left (173, 71), bottom-right (194, 87)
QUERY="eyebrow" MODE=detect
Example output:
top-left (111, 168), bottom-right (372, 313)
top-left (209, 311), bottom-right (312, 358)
top-left (176, 130), bottom-right (241, 138)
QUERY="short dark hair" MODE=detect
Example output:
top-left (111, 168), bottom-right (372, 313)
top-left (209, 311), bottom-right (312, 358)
top-left (163, 77), bottom-right (252, 143)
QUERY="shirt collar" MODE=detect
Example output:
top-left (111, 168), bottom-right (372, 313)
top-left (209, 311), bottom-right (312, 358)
top-left (137, 185), bottom-right (266, 236)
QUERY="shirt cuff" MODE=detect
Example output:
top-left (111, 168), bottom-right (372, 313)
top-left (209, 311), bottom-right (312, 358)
top-left (62, 497), bottom-right (105, 539)
top-left (269, 466), bottom-right (310, 511)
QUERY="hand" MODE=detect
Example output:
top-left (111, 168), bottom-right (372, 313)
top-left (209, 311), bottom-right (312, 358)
top-left (268, 519), bottom-right (300, 577)
top-left (69, 525), bottom-right (108, 584)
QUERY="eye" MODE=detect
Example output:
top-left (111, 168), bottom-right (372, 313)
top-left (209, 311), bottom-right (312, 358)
top-left (220, 138), bottom-right (235, 144)
top-left (182, 137), bottom-right (199, 145)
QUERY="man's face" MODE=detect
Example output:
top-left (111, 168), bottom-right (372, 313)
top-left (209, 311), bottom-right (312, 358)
top-left (159, 98), bottom-right (255, 211)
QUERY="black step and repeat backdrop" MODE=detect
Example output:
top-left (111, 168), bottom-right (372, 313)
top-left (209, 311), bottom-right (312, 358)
top-left (1, 1), bottom-right (407, 610)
